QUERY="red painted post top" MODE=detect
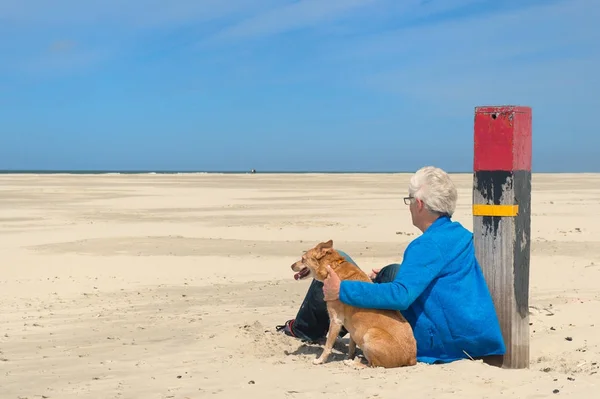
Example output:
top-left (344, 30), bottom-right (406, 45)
top-left (474, 105), bottom-right (532, 172)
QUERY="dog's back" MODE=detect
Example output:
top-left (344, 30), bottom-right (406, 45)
top-left (326, 253), bottom-right (372, 283)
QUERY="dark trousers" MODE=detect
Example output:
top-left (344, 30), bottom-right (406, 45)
top-left (290, 250), bottom-right (401, 341)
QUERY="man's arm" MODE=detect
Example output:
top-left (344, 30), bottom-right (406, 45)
top-left (338, 238), bottom-right (445, 310)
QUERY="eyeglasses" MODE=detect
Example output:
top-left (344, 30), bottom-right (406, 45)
top-left (403, 196), bottom-right (414, 205)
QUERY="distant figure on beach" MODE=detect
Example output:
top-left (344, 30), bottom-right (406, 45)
top-left (276, 166), bottom-right (506, 364)
top-left (250, 169), bottom-right (256, 174)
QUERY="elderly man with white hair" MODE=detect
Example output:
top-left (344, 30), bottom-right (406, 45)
top-left (276, 166), bottom-right (506, 364)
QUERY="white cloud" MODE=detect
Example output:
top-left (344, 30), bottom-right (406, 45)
top-left (0, 0), bottom-right (284, 77)
top-left (3, 0), bottom-right (597, 97)
top-left (203, 0), bottom-right (381, 44)
top-left (203, 0), bottom-right (487, 45)
top-left (333, 0), bottom-right (599, 110)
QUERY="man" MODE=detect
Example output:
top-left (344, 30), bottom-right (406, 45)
top-left (276, 166), bottom-right (506, 364)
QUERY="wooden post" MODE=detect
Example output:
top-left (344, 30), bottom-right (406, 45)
top-left (472, 105), bottom-right (532, 369)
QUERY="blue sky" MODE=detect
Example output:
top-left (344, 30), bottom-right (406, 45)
top-left (1, 0), bottom-right (598, 172)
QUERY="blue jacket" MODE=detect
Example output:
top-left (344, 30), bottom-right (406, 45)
top-left (339, 216), bottom-right (506, 364)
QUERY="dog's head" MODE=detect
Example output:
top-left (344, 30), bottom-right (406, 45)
top-left (291, 239), bottom-right (342, 282)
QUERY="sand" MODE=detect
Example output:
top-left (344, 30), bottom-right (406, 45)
top-left (1, 172), bottom-right (599, 399)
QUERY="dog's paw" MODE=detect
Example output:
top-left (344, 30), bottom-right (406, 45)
top-left (312, 358), bottom-right (325, 365)
top-left (343, 358), bottom-right (367, 369)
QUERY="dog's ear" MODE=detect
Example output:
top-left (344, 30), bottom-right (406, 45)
top-left (315, 239), bottom-right (333, 251)
top-left (321, 239), bottom-right (333, 248)
top-left (317, 246), bottom-right (334, 258)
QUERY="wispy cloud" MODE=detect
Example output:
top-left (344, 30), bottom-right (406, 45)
top-left (202, 0), bottom-right (492, 45)
top-left (0, 0), bottom-right (279, 77)
top-left (1, 0), bottom-right (597, 171)
top-left (0, 0), bottom-right (275, 28)
top-left (323, 0), bottom-right (599, 110)
top-left (189, 0), bottom-right (580, 92)
top-left (2, 0), bottom-right (597, 102)
top-left (203, 0), bottom-right (380, 44)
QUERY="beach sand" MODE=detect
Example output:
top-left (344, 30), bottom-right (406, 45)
top-left (1, 173), bottom-right (599, 398)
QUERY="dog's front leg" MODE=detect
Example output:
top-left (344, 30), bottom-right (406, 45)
top-left (312, 320), bottom-right (343, 365)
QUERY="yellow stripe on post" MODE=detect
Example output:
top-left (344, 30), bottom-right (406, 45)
top-left (472, 204), bottom-right (519, 217)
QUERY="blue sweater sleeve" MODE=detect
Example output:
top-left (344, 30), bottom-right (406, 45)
top-left (338, 238), bottom-right (445, 310)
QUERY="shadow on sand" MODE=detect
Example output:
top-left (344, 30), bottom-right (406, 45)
top-left (287, 336), bottom-right (365, 363)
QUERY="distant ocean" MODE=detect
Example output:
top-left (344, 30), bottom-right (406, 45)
top-left (0, 170), bottom-right (435, 175)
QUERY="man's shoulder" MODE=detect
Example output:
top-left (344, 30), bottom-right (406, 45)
top-left (407, 219), bottom-right (473, 255)
top-left (404, 234), bottom-right (442, 256)
top-left (430, 218), bottom-right (472, 240)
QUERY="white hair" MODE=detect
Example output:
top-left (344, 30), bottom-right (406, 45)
top-left (408, 166), bottom-right (458, 217)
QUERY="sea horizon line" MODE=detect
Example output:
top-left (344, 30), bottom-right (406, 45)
top-left (0, 169), bottom-right (596, 175)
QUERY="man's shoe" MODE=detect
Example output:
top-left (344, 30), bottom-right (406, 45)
top-left (275, 319), bottom-right (298, 338)
top-left (276, 319), bottom-right (349, 339)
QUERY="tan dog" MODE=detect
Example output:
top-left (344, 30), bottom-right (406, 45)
top-left (291, 239), bottom-right (417, 368)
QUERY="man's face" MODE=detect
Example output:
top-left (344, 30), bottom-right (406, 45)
top-left (408, 196), bottom-right (424, 227)
top-left (409, 196), bottom-right (417, 226)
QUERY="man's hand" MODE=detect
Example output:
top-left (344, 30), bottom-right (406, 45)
top-left (323, 265), bottom-right (341, 301)
top-left (369, 268), bottom-right (381, 281)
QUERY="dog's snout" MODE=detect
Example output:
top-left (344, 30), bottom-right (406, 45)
top-left (290, 261), bottom-right (303, 271)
